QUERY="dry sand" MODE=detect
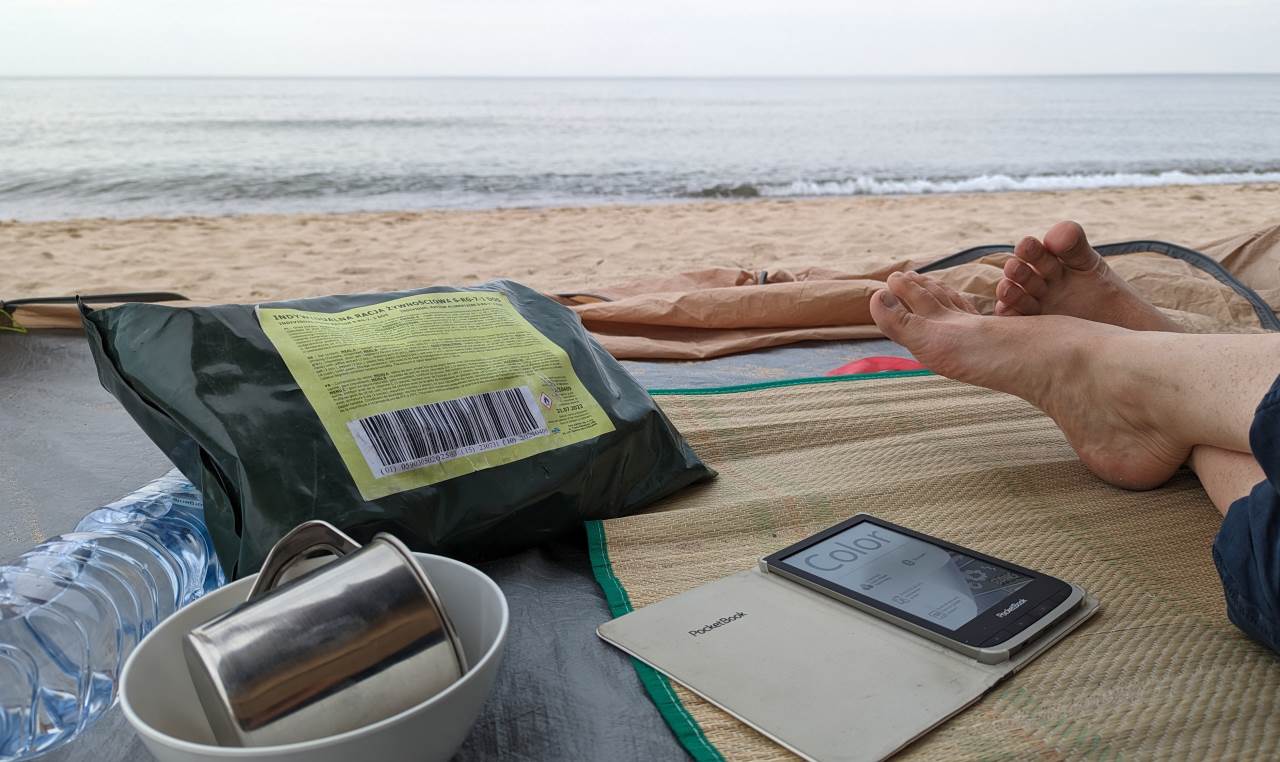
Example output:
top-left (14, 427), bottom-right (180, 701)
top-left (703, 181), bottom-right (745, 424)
top-left (3, 183), bottom-right (1279, 302)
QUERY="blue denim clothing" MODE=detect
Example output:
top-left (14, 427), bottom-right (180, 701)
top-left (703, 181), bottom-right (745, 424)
top-left (1213, 377), bottom-right (1280, 655)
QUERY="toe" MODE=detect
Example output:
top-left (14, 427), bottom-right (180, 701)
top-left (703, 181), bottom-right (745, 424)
top-left (1013, 236), bottom-right (1062, 280)
top-left (1043, 221), bottom-right (1101, 272)
top-left (1002, 257), bottom-right (1048, 298)
top-left (994, 301), bottom-right (1025, 317)
top-left (996, 278), bottom-right (1042, 315)
top-left (870, 287), bottom-right (915, 340)
top-left (951, 290), bottom-right (980, 314)
top-left (916, 274), bottom-right (979, 314)
top-left (893, 272), bottom-right (950, 317)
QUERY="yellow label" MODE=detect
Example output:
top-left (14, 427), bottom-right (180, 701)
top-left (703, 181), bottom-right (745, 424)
top-left (258, 292), bottom-right (616, 500)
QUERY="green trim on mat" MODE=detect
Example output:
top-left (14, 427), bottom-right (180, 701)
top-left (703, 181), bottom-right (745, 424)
top-left (646, 368), bottom-right (933, 396)
top-left (586, 520), bottom-right (726, 762)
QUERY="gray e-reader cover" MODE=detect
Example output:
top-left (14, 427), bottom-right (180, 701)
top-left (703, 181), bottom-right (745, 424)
top-left (598, 569), bottom-right (1098, 762)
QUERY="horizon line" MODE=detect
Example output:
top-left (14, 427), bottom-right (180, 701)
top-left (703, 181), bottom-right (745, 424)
top-left (2, 71), bottom-right (1278, 80)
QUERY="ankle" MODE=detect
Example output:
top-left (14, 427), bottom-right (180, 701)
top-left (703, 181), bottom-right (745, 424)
top-left (1099, 331), bottom-right (1193, 445)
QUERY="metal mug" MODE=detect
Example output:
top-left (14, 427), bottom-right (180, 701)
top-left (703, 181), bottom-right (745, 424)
top-left (182, 521), bottom-right (468, 747)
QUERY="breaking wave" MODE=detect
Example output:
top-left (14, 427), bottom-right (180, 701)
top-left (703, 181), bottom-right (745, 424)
top-left (741, 169), bottom-right (1280, 198)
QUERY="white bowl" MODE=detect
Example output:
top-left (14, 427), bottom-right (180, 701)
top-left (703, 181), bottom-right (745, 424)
top-left (121, 553), bottom-right (508, 762)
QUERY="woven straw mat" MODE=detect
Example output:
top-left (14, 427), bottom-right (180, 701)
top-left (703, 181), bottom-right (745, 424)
top-left (597, 373), bottom-right (1279, 761)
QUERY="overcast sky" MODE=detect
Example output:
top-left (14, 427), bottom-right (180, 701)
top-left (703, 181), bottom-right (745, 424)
top-left (3, 0), bottom-right (1278, 77)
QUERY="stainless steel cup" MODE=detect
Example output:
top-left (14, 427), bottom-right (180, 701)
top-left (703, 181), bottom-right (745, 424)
top-left (182, 521), bottom-right (468, 747)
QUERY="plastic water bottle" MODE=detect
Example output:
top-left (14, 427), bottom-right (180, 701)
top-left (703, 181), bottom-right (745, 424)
top-left (0, 470), bottom-right (225, 760)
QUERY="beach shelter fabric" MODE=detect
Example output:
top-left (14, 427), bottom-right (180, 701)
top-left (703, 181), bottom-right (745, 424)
top-left (1200, 222), bottom-right (1280, 309)
top-left (555, 223), bottom-right (1280, 359)
top-left (589, 373), bottom-right (1280, 760)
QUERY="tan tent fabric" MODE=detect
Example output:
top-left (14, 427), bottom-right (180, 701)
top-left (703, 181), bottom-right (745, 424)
top-left (560, 224), bottom-right (1280, 359)
top-left (1200, 225), bottom-right (1280, 313)
top-left (581, 323), bottom-right (886, 362)
top-left (595, 374), bottom-right (1280, 760)
top-left (555, 267), bottom-right (904, 359)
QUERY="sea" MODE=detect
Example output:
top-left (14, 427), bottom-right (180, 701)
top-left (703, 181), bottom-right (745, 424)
top-left (2, 75), bottom-right (1279, 221)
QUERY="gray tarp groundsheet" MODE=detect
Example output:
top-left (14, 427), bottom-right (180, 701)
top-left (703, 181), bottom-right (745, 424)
top-left (0, 329), bottom-right (908, 761)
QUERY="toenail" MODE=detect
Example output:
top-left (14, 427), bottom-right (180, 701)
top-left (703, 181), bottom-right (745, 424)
top-left (880, 291), bottom-right (900, 308)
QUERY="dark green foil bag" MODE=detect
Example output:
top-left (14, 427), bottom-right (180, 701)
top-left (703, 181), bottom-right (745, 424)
top-left (82, 281), bottom-right (713, 578)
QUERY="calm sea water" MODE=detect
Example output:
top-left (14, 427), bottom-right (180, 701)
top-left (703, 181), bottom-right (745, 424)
top-left (2, 76), bottom-right (1279, 220)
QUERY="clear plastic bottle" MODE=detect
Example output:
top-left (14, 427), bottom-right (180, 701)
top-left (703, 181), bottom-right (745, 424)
top-left (0, 470), bottom-right (224, 760)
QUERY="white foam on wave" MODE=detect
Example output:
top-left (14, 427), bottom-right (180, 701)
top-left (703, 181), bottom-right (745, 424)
top-left (760, 170), bottom-right (1280, 197)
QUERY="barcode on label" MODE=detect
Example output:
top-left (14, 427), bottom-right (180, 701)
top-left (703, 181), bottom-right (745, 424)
top-left (347, 386), bottom-right (549, 477)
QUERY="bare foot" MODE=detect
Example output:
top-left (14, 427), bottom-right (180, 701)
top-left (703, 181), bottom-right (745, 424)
top-left (871, 271), bottom-right (1188, 490)
top-left (994, 221), bottom-right (1181, 332)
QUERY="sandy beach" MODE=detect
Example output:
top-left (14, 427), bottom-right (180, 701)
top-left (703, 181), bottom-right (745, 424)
top-left (4, 183), bottom-right (1279, 303)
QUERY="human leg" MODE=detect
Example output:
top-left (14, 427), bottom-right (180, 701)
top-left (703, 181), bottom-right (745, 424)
top-left (1189, 446), bottom-right (1265, 516)
top-left (869, 271), bottom-right (1280, 489)
top-left (992, 219), bottom-right (1268, 501)
top-left (1208, 379), bottom-right (1280, 653)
